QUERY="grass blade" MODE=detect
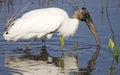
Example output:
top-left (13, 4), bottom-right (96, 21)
top-left (59, 35), bottom-right (64, 48)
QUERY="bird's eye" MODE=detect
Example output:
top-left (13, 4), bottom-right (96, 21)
top-left (86, 14), bottom-right (89, 17)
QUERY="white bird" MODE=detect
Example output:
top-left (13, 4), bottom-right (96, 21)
top-left (3, 7), bottom-right (100, 51)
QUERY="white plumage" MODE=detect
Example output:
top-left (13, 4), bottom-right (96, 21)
top-left (3, 8), bottom-right (79, 41)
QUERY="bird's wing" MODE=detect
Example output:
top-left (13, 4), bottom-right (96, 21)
top-left (7, 15), bottom-right (64, 39)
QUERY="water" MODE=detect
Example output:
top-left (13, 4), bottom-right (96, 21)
top-left (0, 0), bottom-right (120, 75)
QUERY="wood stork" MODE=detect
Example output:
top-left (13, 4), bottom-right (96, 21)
top-left (3, 7), bottom-right (100, 51)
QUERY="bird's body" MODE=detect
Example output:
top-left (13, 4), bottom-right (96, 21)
top-left (3, 7), bottom-right (100, 50)
top-left (4, 8), bottom-right (79, 41)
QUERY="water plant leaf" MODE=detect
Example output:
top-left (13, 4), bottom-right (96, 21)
top-left (59, 35), bottom-right (64, 48)
top-left (109, 38), bottom-right (114, 51)
top-left (109, 66), bottom-right (115, 75)
top-left (75, 41), bottom-right (79, 64)
top-left (60, 59), bottom-right (65, 70)
top-left (75, 41), bottom-right (78, 50)
top-left (114, 48), bottom-right (119, 63)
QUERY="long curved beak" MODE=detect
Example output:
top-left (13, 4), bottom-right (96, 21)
top-left (85, 15), bottom-right (100, 45)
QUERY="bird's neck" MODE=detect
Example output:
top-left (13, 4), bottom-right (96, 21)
top-left (72, 10), bottom-right (80, 19)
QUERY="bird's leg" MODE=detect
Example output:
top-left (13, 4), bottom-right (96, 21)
top-left (42, 39), bottom-right (45, 47)
top-left (41, 34), bottom-right (47, 47)
top-left (22, 37), bottom-right (37, 52)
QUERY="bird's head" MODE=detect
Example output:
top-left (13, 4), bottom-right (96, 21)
top-left (72, 7), bottom-right (100, 45)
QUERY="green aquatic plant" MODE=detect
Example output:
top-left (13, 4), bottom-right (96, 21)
top-left (75, 41), bottom-right (78, 50)
top-left (108, 38), bottom-right (119, 75)
top-left (75, 41), bottom-right (79, 64)
top-left (113, 48), bottom-right (119, 63)
top-left (109, 39), bottom-right (115, 51)
top-left (59, 35), bottom-right (64, 48)
top-left (109, 66), bottom-right (115, 75)
top-left (59, 35), bottom-right (65, 69)
top-left (108, 38), bottom-right (119, 63)
top-left (60, 58), bottom-right (65, 70)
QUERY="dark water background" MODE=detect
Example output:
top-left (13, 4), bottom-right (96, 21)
top-left (0, 0), bottom-right (120, 75)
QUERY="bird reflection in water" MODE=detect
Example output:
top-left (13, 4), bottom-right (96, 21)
top-left (79, 45), bottom-right (100, 75)
top-left (5, 46), bottom-right (100, 75)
